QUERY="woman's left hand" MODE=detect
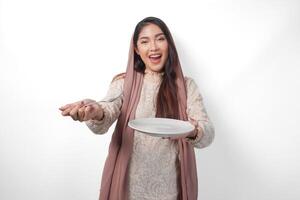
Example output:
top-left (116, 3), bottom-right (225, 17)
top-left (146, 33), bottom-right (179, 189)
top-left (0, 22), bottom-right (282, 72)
top-left (162, 118), bottom-right (198, 140)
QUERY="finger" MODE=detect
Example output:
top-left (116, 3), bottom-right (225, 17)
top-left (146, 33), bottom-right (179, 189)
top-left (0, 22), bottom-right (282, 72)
top-left (79, 104), bottom-right (94, 121)
top-left (61, 106), bottom-right (74, 116)
top-left (188, 117), bottom-right (197, 123)
top-left (77, 105), bottom-right (87, 122)
top-left (188, 119), bottom-right (198, 129)
top-left (70, 113), bottom-right (78, 121)
top-left (69, 103), bottom-right (84, 120)
top-left (76, 101), bottom-right (87, 111)
top-left (60, 101), bottom-right (82, 113)
top-left (191, 121), bottom-right (198, 127)
top-left (83, 105), bottom-right (94, 121)
top-left (59, 103), bottom-right (73, 111)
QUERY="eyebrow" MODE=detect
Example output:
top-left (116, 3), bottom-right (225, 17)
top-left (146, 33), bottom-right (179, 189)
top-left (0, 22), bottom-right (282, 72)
top-left (139, 33), bottom-right (165, 40)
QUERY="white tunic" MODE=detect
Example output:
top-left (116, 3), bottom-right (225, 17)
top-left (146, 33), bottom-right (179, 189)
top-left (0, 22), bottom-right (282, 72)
top-left (85, 70), bottom-right (215, 200)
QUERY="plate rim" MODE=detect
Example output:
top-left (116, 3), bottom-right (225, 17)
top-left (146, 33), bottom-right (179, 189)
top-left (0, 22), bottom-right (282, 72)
top-left (128, 117), bottom-right (194, 136)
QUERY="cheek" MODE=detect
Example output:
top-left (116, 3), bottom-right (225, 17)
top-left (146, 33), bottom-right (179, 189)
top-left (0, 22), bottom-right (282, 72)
top-left (140, 53), bottom-right (150, 64)
top-left (161, 43), bottom-right (168, 54)
top-left (163, 47), bottom-right (169, 59)
top-left (137, 48), bottom-right (148, 61)
top-left (138, 47), bottom-right (147, 55)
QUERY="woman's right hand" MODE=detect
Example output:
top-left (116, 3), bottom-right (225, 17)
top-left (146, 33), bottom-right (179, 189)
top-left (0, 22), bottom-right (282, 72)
top-left (59, 99), bottom-right (104, 122)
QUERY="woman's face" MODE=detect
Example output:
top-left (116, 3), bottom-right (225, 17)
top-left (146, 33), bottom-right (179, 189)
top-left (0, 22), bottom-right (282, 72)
top-left (135, 23), bottom-right (169, 73)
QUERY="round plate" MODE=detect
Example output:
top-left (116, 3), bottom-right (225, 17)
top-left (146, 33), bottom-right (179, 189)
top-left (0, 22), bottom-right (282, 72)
top-left (128, 117), bottom-right (195, 137)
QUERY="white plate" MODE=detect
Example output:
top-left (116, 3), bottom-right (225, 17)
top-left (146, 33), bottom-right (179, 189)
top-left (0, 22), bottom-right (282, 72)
top-left (128, 117), bottom-right (195, 137)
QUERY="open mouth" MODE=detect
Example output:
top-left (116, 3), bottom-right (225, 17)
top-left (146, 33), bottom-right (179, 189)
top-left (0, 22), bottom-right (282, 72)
top-left (149, 54), bottom-right (162, 64)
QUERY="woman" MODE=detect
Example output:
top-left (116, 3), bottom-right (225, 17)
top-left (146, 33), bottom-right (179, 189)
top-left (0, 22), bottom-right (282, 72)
top-left (59, 16), bottom-right (215, 200)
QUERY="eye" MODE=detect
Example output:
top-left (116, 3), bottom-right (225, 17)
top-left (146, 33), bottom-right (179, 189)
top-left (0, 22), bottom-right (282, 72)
top-left (158, 37), bottom-right (165, 41)
top-left (140, 40), bottom-right (148, 44)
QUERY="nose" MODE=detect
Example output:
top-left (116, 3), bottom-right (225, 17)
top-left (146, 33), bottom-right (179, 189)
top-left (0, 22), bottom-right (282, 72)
top-left (149, 40), bottom-right (159, 51)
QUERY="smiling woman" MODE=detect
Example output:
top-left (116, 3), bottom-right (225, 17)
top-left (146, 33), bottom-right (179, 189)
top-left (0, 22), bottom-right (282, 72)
top-left (134, 26), bottom-right (169, 72)
top-left (132, 19), bottom-right (183, 119)
top-left (59, 16), bottom-right (215, 200)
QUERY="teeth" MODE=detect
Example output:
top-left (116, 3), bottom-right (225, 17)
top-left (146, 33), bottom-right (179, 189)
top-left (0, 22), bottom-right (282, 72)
top-left (149, 55), bottom-right (161, 58)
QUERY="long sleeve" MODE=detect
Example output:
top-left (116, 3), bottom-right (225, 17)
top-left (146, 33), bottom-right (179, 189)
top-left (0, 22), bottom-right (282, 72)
top-left (185, 77), bottom-right (215, 149)
top-left (85, 78), bottom-right (124, 134)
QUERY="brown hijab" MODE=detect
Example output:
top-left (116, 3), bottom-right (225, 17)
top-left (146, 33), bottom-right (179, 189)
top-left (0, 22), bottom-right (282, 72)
top-left (98, 34), bottom-right (198, 200)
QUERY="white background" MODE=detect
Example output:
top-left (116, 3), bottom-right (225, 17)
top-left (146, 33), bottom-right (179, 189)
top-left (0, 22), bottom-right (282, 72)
top-left (1, 0), bottom-right (299, 199)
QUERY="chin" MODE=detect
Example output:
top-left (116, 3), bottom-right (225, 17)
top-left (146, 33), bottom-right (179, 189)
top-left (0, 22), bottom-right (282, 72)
top-left (149, 65), bottom-right (164, 72)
